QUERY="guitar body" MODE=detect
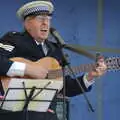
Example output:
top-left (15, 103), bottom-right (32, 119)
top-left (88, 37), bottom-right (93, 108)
top-left (1, 57), bottom-right (62, 89)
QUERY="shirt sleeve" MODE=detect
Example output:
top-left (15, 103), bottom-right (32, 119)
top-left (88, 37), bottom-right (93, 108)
top-left (7, 62), bottom-right (26, 77)
top-left (83, 73), bottom-right (95, 88)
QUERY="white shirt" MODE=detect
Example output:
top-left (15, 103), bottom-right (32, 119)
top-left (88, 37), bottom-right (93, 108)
top-left (7, 62), bottom-right (26, 77)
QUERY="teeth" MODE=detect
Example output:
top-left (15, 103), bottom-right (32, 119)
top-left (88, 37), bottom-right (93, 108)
top-left (41, 29), bottom-right (47, 31)
top-left (41, 30), bottom-right (47, 32)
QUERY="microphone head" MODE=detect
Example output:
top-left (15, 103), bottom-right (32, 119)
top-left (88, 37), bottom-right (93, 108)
top-left (50, 27), bottom-right (65, 45)
top-left (50, 27), bottom-right (56, 34)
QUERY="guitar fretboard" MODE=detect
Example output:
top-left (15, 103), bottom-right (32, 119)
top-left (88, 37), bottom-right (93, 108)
top-left (47, 56), bottom-right (120, 79)
top-left (48, 63), bottom-right (95, 79)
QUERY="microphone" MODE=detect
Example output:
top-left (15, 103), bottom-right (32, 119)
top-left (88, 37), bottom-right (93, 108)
top-left (50, 27), bottom-right (65, 46)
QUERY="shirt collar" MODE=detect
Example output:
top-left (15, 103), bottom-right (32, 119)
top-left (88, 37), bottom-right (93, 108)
top-left (35, 40), bottom-right (45, 46)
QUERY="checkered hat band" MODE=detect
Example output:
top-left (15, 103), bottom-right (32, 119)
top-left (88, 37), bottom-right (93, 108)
top-left (24, 11), bottom-right (52, 19)
top-left (23, 6), bottom-right (49, 18)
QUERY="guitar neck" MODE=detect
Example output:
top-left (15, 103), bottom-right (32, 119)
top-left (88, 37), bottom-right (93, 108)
top-left (47, 63), bottom-right (95, 79)
top-left (65, 63), bottom-right (95, 75)
top-left (47, 56), bottom-right (120, 79)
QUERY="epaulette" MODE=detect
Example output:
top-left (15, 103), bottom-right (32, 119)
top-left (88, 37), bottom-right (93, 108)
top-left (1, 31), bottom-right (22, 38)
top-left (7, 31), bottom-right (22, 36)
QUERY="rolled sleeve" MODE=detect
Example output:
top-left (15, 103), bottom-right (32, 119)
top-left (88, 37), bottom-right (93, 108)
top-left (7, 62), bottom-right (26, 77)
top-left (83, 73), bottom-right (95, 88)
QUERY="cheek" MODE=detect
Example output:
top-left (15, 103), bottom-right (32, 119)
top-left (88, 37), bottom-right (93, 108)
top-left (30, 28), bottom-right (40, 38)
top-left (28, 23), bottom-right (39, 34)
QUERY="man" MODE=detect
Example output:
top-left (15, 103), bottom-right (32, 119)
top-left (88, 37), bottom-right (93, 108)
top-left (0, 0), bottom-right (107, 120)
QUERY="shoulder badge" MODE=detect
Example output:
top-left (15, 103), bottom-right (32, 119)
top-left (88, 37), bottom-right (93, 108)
top-left (0, 43), bottom-right (15, 52)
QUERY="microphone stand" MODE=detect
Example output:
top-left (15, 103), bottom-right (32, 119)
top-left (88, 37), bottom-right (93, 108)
top-left (56, 43), bottom-right (70, 120)
top-left (50, 28), bottom-right (94, 120)
top-left (59, 43), bottom-right (94, 111)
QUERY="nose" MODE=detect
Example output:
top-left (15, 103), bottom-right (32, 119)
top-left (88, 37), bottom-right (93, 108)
top-left (36, 16), bottom-right (51, 22)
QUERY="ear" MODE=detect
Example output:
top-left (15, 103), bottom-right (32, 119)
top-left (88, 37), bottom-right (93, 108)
top-left (24, 19), bottom-right (31, 32)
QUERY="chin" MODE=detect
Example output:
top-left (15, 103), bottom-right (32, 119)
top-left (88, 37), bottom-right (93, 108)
top-left (42, 37), bottom-right (48, 40)
top-left (38, 36), bottom-right (48, 41)
top-left (41, 35), bottom-right (48, 40)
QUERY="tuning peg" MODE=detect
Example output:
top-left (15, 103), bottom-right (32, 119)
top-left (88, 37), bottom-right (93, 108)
top-left (95, 52), bottom-right (103, 61)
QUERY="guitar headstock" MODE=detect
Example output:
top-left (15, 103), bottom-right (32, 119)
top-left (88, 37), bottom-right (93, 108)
top-left (105, 56), bottom-right (120, 71)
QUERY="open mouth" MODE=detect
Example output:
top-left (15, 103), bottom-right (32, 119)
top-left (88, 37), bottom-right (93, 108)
top-left (40, 29), bottom-right (48, 32)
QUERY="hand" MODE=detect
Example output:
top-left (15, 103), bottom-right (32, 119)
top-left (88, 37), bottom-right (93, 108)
top-left (87, 57), bottom-right (107, 81)
top-left (25, 63), bottom-right (48, 79)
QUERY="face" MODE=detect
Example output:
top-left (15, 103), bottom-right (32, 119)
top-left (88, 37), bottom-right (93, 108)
top-left (24, 15), bottom-right (51, 43)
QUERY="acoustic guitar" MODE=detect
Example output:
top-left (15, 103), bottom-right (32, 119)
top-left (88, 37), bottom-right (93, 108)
top-left (1, 56), bottom-right (120, 89)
